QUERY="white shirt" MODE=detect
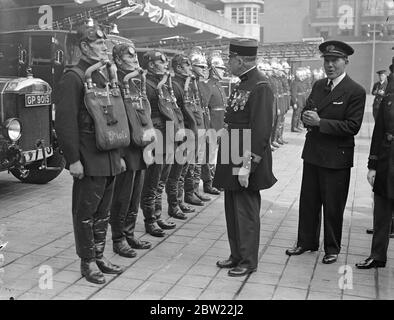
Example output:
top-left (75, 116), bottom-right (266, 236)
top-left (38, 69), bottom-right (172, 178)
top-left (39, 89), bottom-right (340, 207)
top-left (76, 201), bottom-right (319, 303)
top-left (327, 72), bottom-right (346, 91)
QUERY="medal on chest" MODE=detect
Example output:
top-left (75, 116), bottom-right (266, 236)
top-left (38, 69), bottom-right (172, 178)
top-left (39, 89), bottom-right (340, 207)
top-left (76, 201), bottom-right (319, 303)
top-left (228, 87), bottom-right (251, 112)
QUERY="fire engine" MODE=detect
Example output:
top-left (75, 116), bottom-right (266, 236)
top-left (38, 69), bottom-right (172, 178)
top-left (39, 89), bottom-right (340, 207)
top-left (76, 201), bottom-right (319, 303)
top-left (0, 0), bottom-right (144, 184)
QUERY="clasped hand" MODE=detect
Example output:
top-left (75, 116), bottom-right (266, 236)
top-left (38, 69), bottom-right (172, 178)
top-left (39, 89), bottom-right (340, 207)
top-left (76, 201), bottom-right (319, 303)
top-left (302, 111), bottom-right (320, 127)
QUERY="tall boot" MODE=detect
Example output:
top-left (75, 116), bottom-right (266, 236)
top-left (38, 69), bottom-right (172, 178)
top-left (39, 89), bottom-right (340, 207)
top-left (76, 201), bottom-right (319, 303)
top-left (124, 211), bottom-right (151, 249)
top-left (94, 215), bottom-right (123, 274)
top-left (81, 258), bottom-right (105, 284)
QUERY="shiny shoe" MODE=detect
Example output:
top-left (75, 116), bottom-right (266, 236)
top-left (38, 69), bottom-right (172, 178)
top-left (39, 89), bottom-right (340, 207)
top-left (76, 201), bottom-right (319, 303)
top-left (145, 222), bottom-right (166, 237)
top-left (185, 194), bottom-right (204, 206)
top-left (179, 202), bottom-right (195, 213)
top-left (322, 254), bottom-right (338, 264)
top-left (285, 246), bottom-right (318, 256)
top-left (203, 185), bottom-right (221, 195)
top-left (366, 228), bottom-right (374, 234)
top-left (113, 240), bottom-right (137, 258)
top-left (157, 218), bottom-right (176, 229)
top-left (356, 258), bottom-right (386, 269)
top-left (228, 266), bottom-right (256, 277)
top-left (168, 208), bottom-right (187, 220)
top-left (271, 141), bottom-right (281, 148)
top-left (127, 237), bottom-right (152, 250)
top-left (195, 192), bottom-right (211, 202)
top-left (81, 259), bottom-right (105, 284)
top-left (216, 259), bottom-right (238, 269)
top-left (96, 257), bottom-right (124, 274)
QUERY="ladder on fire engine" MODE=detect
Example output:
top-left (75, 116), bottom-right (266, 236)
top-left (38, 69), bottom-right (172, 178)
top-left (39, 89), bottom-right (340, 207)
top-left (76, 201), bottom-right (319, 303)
top-left (47, 0), bottom-right (143, 31)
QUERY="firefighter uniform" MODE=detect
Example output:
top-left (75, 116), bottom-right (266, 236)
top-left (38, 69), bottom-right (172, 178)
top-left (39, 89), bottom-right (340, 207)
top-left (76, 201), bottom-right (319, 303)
top-left (213, 39), bottom-right (277, 276)
top-left (109, 43), bottom-right (151, 257)
top-left (291, 71), bottom-right (306, 132)
top-left (55, 24), bottom-right (123, 284)
top-left (140, 51), bottom-right (177, 237)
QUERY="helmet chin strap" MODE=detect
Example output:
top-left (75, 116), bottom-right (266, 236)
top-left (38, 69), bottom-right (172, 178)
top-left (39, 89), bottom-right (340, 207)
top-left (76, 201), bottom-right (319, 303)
top-left (211, 66), bottom-right (223, 80)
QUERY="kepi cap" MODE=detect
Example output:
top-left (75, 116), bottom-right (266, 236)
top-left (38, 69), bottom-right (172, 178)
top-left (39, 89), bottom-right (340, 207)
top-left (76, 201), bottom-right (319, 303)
top-left (319, 40), bottom-right (354, 58)
top-left (229, 38), bottom-right (258, 57)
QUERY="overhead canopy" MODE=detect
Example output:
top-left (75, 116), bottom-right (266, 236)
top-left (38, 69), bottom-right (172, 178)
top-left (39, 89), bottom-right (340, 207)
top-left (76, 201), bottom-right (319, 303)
top-left (0, 0), bottom-right (245, 43)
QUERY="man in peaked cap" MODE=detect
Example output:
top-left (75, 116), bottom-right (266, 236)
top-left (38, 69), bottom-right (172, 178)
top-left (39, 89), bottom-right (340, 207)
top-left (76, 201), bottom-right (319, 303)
top-left (286, 40), bottom-right (366, 265)
top-left (213, 38), bottom-right (277, 277)
top-left (371, 70), bottom-right (388, 121)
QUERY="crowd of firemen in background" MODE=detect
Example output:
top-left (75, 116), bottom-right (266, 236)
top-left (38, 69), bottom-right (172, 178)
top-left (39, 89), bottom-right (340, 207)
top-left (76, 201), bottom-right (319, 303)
top-left (255, 60), bottom-right (325, 150)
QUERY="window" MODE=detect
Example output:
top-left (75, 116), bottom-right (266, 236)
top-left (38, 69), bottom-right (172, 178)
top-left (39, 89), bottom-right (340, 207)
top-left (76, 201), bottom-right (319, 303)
top-left (231, 8), bottom-right (237, 23)
top-left (239, 8), bottom-right (245, 24)
top-left (362, 0), bottom-right (384, 16)
top-left (230, 6), bottom-right (260, 25)
top-left (316, 0), bottom-right (333, 17)
top-left (246, 7), bottom-right (252, 24)
top-left (253, 7), bottom-right (259, 24)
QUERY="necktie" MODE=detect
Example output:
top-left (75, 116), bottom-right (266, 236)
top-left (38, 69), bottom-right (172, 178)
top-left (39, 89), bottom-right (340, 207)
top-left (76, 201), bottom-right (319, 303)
top-left (325, 80), bottom-right (333, 94)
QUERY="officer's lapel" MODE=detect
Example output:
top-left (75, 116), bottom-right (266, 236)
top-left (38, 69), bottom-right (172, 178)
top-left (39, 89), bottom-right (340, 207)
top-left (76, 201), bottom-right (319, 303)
top-left (317, 75), bottom-right (349, 113)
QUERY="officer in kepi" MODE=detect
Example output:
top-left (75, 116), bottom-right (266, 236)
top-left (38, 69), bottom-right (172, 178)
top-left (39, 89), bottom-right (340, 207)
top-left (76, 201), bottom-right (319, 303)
top-left (55, 22), bottom-right (124, 284)
top-left (213, 38), bottom-right (277, 277)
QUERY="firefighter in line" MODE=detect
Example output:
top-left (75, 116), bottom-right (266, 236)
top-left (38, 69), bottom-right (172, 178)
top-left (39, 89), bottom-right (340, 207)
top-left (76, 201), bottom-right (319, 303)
top-left (290, 68), bottom-right (306, 133)
top-left (171, 54), bottom-right (207, 208)
top-left (188, 47), bottom-right (213, 203)
top-left (109, 42), bottom-right (152, 259)
top-left (200, 50), bottom-right (228, 195)
top-left (270, 59), bottom-right (284, 149)
top-left (140, 50), bottom-right (178, 237)
top-left (55, 22), bottom-right (124, 284)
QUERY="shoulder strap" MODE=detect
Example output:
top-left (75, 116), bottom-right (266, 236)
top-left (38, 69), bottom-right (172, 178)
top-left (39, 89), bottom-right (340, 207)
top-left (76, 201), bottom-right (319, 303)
top-left (145, 78), bottom-right (157, 90)
top-left (65, 66), bottom-right (86, 86)
top-left (172, 79), bottom-right (183, 93)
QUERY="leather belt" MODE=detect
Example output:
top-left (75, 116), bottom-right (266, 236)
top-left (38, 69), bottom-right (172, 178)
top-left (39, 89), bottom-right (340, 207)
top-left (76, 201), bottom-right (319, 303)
top-left (211, 107), bottom-right (225, 111)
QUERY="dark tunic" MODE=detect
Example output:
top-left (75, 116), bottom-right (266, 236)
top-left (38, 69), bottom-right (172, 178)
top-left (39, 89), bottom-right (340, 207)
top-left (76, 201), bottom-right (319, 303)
top-left (302, 75), bottom-right (366, 169)
top-left (55, 59), bottom-right (122, 177)
top-left (213, 67), bottom-right (277, 191)
top-left (368, 93), bottom-right (394, 199)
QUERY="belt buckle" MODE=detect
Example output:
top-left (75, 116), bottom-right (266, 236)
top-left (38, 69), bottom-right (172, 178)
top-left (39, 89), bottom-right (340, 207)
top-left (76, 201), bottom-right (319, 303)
top-left (387, 133), bottom-right (393, 142)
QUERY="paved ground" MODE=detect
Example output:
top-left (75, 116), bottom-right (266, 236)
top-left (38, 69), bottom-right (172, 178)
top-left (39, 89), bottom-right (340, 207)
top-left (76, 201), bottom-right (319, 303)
top-left (1, 95), bottom-right (393, 300)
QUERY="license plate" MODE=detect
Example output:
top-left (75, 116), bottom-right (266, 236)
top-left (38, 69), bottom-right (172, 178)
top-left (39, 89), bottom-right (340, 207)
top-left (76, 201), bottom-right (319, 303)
top-left (25, 93), bottom-right (51, 107)
top-left (23, 147), bottom-right (54, 163)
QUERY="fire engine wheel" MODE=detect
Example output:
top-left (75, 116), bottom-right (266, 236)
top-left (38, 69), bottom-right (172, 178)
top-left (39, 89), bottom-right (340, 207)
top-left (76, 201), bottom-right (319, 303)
top-left (10, 150), bottom-right (66, 184)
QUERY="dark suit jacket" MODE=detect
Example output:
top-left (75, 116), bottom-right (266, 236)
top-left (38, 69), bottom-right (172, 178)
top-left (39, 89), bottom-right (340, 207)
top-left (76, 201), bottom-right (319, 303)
top-left (301, 75), bottom-right (366, 169)
top-left (372, 80), bottom-right (388, 109)
top-left (55, 59), bottom-right (122, 177)
top-left (368, 93), bottom-right (394, 199)
top-left (213, 67), bottom-right (277, 191)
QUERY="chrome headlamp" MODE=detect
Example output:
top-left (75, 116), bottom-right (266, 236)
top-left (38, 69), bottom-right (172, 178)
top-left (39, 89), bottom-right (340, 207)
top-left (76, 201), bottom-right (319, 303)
top-left (2, 118), bottom-right (22, 142)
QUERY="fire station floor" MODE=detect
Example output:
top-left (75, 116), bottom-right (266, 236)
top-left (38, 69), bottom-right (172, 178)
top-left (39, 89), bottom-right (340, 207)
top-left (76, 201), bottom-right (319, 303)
top-left (0, 95), bottom-right (393, 301)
